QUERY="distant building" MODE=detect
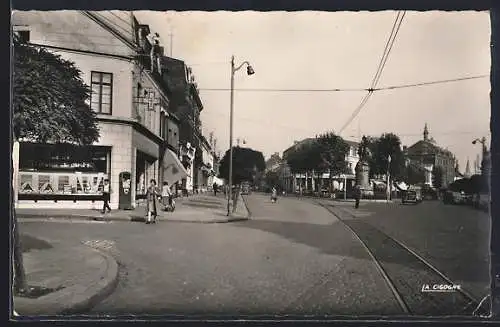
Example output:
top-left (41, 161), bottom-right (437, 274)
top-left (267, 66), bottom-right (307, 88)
top-left (282, 138), bottom-right (360, 193)
top-left (265, 152), bottom-right (282, 173)
top-left (405, 124), bottom-right (456, 188)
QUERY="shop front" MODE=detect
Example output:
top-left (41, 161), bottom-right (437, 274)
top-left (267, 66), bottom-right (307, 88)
top-left (17, 142), bottom-right (111, 203)
top-left (135, 150), bottom-right (158, 200)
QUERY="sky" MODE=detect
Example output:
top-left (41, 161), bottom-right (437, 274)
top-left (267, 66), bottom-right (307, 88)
top-left (134, 10), bottom-right (491, 173)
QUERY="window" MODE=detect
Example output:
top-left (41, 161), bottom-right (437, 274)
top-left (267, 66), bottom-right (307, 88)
top-left (16, 30), bottom-right (30, 43)
top-left (90, 72), bottom-right (113, 114)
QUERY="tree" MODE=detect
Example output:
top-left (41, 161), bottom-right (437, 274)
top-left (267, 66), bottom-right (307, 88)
top-left (316, 132), bottom-right (349, 191)
top-left (218, 146), bottom-right (266, 185)
top-left (367, 133), bottom-right (405, 179)
top-left (12, 36), bottom-right (100, 294)
top-left (264, 170), bottom-right (281, 189)
top-left (432, 166), bottom-right (444, 189)
top-left (403, 162), bottom-right (426, 185)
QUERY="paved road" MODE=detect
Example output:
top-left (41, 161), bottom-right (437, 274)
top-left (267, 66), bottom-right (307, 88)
top-left (19, 194), bottom-right (402, 316)
top-left (314, 198), bottom-right (491, 302)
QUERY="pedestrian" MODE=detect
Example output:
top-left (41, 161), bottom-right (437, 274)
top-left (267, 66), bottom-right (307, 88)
top-left (271, 186), bottom-right (278, 203)
top-left (161, 181), bottom-right (172, 211)
top-left (146, 179), bottom-right (161, 224)
top-left (101, 179), bottom-right (112, 214)
top-left (354, 184), bottom-right (361, 209)
top-left (213, 182), bottom-right (218, 196)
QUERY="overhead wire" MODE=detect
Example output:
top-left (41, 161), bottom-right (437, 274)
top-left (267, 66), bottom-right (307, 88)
top-left (338, 11), bottom-right (406, 135)
top-left (205, 109), bottom-right (487, 138)
top-left (197, 74), bottom-right (488, 93)
top-left (370, 11), bottom-right (402, 90)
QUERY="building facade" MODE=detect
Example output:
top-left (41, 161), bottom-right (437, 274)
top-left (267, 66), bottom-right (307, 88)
top-left (282, 138), bottom-right (359, 193)
top-left (161, 57), bottom-right (207, 194)
top-left (405, 124), bottom-right (456, 188)
top-left (14, 11), bottom-right (188, 209)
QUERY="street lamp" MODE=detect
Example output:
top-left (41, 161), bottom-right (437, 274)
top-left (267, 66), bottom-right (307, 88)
top-left (227, 55), bottom-right (255, 216)
top-left (472, 137), bottom-right (488, 157)
top-left (386, 154), bottom-right (392, 203)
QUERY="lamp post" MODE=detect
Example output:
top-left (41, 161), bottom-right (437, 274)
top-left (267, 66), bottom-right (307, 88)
top-left (386, 154), bottom-right (392, 203)
top-left (472, 136), bottom-right (488, 167)
top-left (227, 55), bottom-right (255, 216)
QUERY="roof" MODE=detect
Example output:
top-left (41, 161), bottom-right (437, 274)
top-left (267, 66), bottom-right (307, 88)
top-left (282, 138), bottom-right (315, 157)
top-left (406, 140), bottom-right (454, 158)
top-left (344, 140), bottom-right (360, 147)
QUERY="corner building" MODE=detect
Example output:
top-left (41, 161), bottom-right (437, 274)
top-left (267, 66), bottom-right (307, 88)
top-left (13, 11), bottom-right (187, 209)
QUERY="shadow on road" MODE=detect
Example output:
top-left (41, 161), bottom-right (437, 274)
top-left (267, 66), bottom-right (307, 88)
top-left (234, 217), bottom-right (488, 285)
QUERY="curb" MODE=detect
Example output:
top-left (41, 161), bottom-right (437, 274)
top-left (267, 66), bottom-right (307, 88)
top-left (61, 248), bottom-right (119, 315)
top-left (13, 243), bottom-right (119, 316)
top-left (18, 213), bottom-right (249, 225)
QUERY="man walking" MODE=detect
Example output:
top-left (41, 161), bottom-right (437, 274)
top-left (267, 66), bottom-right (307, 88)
top-left (102, 179), bottom-right (111, 214)
top-left (213, 182), bottom-right (218, 196)
top-left (354, 184), bottom-right (361, 209)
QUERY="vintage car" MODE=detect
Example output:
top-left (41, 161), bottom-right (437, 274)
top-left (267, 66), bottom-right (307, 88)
top-left (402, 186), bottom-right (423, 204)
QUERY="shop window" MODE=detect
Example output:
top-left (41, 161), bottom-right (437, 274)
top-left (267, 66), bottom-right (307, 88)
top-left (58, 175), bottom-right (70, 192)
top-left (91, 71), bottom-right (113, 114)
top-left (38, 175), bottom-right (53, 193)
top-left (16, 30), bottom-right (30, 43)
top-left (20, 174), bottom-right (34, 193)
top-left (19, 143), bottom-right (110, 173)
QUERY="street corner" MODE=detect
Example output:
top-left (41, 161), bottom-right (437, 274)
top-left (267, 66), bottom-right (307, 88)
top-left (13, 242), bottom-right (119, 316)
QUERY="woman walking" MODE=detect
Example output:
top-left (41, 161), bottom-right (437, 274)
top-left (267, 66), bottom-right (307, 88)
top-left (146, 179), bottom-right (161, 224)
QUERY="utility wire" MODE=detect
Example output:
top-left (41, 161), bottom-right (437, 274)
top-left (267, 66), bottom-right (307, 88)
top-left (374, 74), bottom-right (489, 91)
top-left (339, 11), bottom-right (406, 135)
top-left (371, 11), bottom-right (406, 90)
top-left (206, 109), bottom-right (487, 138)
top-left (199, 87), bottom-right (368, 92)
top-left (197, 74), bottom-right (488, 93)
top-left (370, 11), bottom-right (402, 89)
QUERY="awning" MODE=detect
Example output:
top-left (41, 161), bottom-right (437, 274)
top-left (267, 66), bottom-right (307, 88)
top-left (395, 182), bottom-right (409, 191)
top-left (162, 149), bottom-right (189, 185)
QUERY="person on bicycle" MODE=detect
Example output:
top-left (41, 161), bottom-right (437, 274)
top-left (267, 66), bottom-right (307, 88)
top-left (162, 181), bottom-right (172, 211)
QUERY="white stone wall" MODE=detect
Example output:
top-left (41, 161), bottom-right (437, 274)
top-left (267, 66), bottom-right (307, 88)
top-left (94, 122), bottom-right (133, 209)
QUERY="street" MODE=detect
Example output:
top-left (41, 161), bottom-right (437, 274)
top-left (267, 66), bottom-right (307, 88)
top-left (18, 193), bottom-right (490, 316)
top-left (315, 197), bottom-right (491, 302)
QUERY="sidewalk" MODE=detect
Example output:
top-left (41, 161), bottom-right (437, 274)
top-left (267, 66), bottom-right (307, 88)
top-left (13, 235), bottom-right (118, 316)
top-left (16, 193), bottom-right (250, 224)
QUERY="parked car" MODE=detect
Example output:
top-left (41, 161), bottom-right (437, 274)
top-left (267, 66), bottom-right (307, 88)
top-left (443, 178), bottom-right (474, 205)
top-left (472, 193), bottom-right (489, 211)
top-left (402, 186), bottom-right (423, 204)
top-left (421, 184), bottom-right (439, 200)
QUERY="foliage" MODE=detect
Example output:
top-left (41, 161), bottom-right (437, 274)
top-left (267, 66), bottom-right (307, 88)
top-left (360, 133), bottom-right (405, 179)
top-left (315, 132), bottom-right (349, 177)
top-left (218, 146), bottom-right (266, 184)
top-left (285, 141), bottom-right (319, 174)
top-left (285, 133), bottom-right (349, 177)
top-left (264, 170), bottom-right (281, 189)
top-left (13, 36), bottom-right (99, 144)
top-left (432, 166), bottom-right (444, 189)
top-left (403, 163), bottom-right (426, 185)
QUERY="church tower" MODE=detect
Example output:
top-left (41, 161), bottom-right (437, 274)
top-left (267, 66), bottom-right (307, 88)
top-left (465, 158), bottom-right (471, 178)
top-left (423, 123), bottom-right (429, 141)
